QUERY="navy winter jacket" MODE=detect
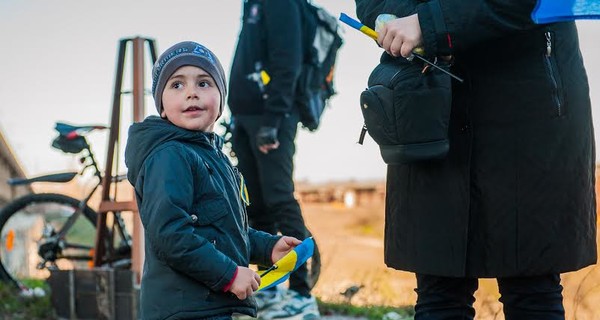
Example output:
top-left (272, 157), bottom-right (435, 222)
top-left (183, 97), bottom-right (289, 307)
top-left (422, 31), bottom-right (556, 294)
top-left (125, 116), bottom-right (279, 320)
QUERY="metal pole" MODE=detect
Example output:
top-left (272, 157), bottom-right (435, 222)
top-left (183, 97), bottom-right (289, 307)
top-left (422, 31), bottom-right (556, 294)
top-left (132, 38), bottom-right (145, 122)
top-left (94, 39), bottom-right (128, 267)
top-left (131, 37), bottom-right (145, 281)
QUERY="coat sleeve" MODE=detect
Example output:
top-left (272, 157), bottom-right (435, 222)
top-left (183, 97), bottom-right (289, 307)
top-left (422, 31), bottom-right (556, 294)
top-left (137, 144), bottom-right (237, 292)
top-left (417, 0), bottom-right (539, 55)
top-left (355, 0), bottom-right (420, 30)
top-left (356, 0), bottom-right (540, 56)
top-left (248, 227), bottom-right (281, 266)
top-left (261, 0), bottom-right (303, 127)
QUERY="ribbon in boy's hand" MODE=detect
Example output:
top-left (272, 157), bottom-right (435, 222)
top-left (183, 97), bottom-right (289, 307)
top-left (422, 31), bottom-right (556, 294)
top-left (257, 237), bottom-right (315, 292)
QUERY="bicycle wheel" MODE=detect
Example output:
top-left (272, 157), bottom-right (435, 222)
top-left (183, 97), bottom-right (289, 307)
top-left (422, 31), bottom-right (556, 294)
top-left (0, 193), bottom-right (97, 289)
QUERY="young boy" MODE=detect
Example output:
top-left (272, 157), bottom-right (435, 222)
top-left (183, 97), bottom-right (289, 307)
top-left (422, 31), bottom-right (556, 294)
top-left (125, 41), bottom-right (301, 320)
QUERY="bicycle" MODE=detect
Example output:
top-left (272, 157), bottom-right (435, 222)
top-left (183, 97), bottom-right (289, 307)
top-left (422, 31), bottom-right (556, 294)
top-left (0, 122), bottom-right (132, 291)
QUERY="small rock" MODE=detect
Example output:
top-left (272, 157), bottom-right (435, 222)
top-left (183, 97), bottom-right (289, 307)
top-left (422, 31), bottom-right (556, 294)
top-left (18, 287), bottom-right (46, 299)
top-left (33, 287), bottom-right (46, 297)
top-left (382, 311), bottom-right (404, 320)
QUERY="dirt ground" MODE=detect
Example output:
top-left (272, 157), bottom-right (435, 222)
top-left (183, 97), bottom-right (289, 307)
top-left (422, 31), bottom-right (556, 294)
top-left (302, 202), bottom-right (600, 320)
top-left (302, 202), bottom-right (416, 308)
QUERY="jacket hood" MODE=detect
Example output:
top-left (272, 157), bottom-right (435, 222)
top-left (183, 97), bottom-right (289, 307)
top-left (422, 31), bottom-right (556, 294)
top-left (125, 115), bottom-right (223, 184)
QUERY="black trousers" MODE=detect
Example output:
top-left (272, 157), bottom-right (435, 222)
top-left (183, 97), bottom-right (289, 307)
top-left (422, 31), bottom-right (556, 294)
top-left (415, 273), bottom-right (565, 320)
top-left (231, 112), bottom-right (310, 296)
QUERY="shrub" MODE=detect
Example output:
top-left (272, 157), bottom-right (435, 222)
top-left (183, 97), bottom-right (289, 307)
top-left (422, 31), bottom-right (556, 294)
top-left (0, 281), bottom-right (55, 320)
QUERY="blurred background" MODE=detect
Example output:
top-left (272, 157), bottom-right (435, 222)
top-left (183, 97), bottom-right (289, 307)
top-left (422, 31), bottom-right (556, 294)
top-left (1, 2), bottom-right (600, 319)
top-left (0, 0), bottom-right (386, 183)
top-left (0, 1), bottom-right (598, 184)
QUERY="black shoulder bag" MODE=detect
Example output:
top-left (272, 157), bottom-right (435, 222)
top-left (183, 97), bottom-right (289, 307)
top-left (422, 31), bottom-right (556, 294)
top-left (359, 53), bottom-right (452, 164)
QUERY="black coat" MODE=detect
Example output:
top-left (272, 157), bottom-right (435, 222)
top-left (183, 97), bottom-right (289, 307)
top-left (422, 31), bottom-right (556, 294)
top-left (125, 117), bottom-right (279, 319)
top-left (356, 0), bottom-right (597, 278)
top-left (228, 0), bottom-right (303, 127)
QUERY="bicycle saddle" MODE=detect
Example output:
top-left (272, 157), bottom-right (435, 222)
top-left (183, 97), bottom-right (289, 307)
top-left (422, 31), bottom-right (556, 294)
top-left (55, 122), bottom-right (108, 139)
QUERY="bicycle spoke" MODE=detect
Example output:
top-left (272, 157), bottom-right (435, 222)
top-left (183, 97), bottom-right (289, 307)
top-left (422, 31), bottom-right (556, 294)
top-left (59, 255), bottom-right (94, 261)
top-left (62, 242), bottom-right (94, 250)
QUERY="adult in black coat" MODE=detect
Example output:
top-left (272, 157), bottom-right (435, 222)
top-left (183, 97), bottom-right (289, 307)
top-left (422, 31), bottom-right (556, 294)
top-left (355, 0), bottom-right (597, 319)
top-left (228, 0), bottom-right (320, 318)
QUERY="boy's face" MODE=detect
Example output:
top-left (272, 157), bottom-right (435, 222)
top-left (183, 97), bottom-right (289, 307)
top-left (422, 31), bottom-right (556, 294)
top-left (161, 65), bottom-right (220, 132)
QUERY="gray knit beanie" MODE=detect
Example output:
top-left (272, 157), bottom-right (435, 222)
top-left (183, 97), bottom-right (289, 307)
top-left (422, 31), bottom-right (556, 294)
top-left (152, 41), bottom-right (227, 118)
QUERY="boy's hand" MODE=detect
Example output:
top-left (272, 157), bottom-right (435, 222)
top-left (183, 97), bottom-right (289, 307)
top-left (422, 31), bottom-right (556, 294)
top-left (228, 267), bottom-right (261, 300)
top-left (271, 236), bottom-right (302, 263)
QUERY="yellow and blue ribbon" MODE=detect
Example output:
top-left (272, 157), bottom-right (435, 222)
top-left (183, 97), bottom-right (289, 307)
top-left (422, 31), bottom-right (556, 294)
top-left (339, 13), bottom-right (378, 40)
top-left (257, 237), bottom-right (315, 291)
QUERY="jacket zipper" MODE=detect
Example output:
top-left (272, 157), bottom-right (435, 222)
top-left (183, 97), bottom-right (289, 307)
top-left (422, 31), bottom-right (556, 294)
top-left (543, 31), bottom-right (562, 117)
top-left (232, 167), bottom-right (249, 229)
top-left (206, 132), bottom-right (249, 230)
top-left (209, 132), bottom-right (220, 158)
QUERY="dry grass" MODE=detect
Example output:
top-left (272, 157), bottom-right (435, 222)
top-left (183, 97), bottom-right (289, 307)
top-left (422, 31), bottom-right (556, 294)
top-left (303, 202), bottom-right (416, 308)
top-left (303, 201), bottom-right (600, 320)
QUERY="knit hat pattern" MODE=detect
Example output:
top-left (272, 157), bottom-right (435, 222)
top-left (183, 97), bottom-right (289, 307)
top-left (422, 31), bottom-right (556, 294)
top-left (152, 41), bottom-right (227, 117)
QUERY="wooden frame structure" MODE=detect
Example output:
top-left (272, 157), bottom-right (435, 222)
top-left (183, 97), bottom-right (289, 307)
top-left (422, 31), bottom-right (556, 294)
top-left (93, 37), bottom-right (157, 281)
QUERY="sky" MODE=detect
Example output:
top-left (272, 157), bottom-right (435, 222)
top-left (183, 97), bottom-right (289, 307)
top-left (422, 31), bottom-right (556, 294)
top-left (0, 1), bottom-right (599, 183)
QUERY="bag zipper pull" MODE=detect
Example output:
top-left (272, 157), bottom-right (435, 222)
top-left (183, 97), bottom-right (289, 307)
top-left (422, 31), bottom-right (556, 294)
top-left (545, 31), bottom-right (552, 57)
top-left (358, 124), bottom-right (367, 145)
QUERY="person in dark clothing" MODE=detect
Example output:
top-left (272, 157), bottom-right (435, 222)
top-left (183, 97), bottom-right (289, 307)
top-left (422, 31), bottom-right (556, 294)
top-left (228, 0), bottom-right (320, 319)
top-left (355, 1), bottom-right (596, 319)
top-left (124, 41), bottom-right (302, 320)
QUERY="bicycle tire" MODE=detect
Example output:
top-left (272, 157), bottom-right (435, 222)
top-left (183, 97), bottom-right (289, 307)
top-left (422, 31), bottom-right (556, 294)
top-left (0, 193), bottom-right (97, 289)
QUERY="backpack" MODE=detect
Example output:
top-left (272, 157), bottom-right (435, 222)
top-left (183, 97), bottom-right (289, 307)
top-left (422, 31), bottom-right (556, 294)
top-left (296, 0), bottom-right (343, 131)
